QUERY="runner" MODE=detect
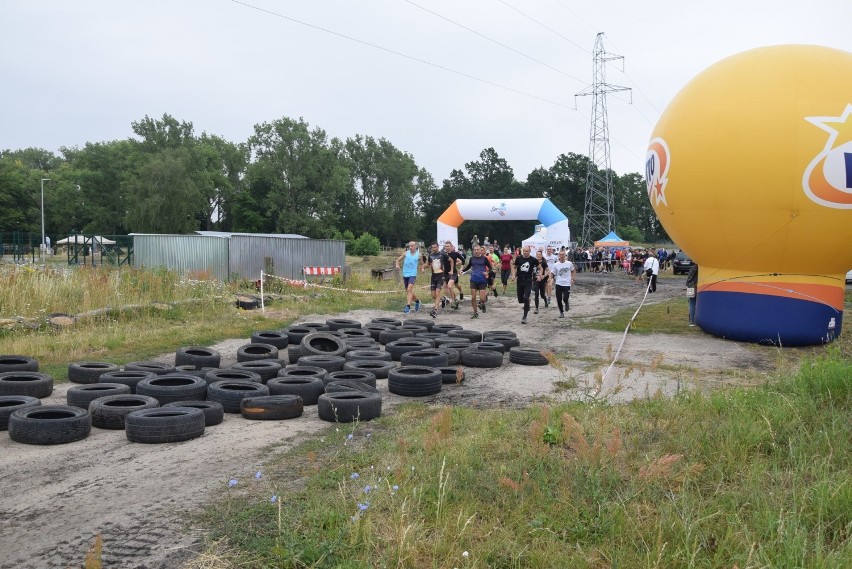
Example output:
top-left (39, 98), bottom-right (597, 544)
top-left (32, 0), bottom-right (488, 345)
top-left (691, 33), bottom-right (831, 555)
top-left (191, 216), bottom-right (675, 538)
top-left (486, 245), bottom-right (500, 297)
top-left (511, 246), bottom-right (539, 324)
top-left (394, 241), bottom-right (422, 314)
top-left (424, 241), bottom-right (449, 318)
top-left (533, 250), bottom-right (550, 314)
top-left (442, 241), bottom-right (463, 310)
top-left (499, 246), bottom-right (513, 295)
top-left (550, 249), bottom-right (576, 318)
top-left (461, 245), bottom-right (492, 318)
top-left (544, 246), bottom-right (558, 305)
top-left (452, 244), bottom-right (466, 302)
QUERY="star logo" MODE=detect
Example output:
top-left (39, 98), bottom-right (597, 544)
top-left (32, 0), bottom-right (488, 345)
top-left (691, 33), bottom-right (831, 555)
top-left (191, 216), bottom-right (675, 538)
top-left (645, 138), bottom-right (670, 207)
top-left (490, 202), bottom-right (508, 216)
top-left (803, 103), bottom-right (852, 209)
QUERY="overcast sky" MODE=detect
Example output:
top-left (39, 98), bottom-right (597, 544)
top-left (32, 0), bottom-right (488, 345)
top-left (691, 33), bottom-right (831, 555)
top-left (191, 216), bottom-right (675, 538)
top-left (1, 0), bottom-right (849, 182)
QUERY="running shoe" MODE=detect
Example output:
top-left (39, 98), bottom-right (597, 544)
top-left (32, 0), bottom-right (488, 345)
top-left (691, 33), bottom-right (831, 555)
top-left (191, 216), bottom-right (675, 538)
top-left (430, 308), bottom-right (438, 318)
top-left (544, 297), bottom-right (549, 308)
top-left (521, 317), bottom-right (527, 324)
top-left (403, 305), bottom-right (411, 314)
top-left (478, 301), bottom-right (485, 312)
top-left (471, 312), bottom-right (479, 319)
top-left (441, 297), bottom-right (447, 309)
top-left (534, 308), bottom-right (539, 314)
top-left (494, 289), bottom-right (498, 297)
top-left (414, 299), bottom-right (421, 311)
top-left (559, 313), bottom-right (565, 318)
top-left (452, 300), bottom-right (459, 310)
top-left (459, 292), bottom-right (464, 301)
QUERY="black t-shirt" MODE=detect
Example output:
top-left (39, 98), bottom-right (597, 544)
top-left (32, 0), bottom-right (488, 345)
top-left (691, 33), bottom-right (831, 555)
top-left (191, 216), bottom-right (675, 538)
top-left (446, 251), bottom-right (464, 274)
top-left (514, 255), bottom-right (539, 281)
top-left (427, 251), bottom-right (448, 274)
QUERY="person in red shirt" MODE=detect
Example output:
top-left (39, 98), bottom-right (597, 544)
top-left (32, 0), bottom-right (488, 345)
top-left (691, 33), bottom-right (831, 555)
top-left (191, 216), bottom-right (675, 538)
top-left (499, 246), bottom-right (513, 295)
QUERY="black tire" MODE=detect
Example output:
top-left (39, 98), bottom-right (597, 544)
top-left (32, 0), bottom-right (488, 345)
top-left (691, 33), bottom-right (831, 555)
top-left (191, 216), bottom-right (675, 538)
top-left (297, 355), bottom-right (346, 372)
top-left (337, 327), bottom-right (371, 339)
top-left (175, 365), bottom-right (219, 379)
top-left (323, 370), bottom-right (377, 388)
top-left (163, 400), bottom-right (224, 426)
top-left (8, 405), bottom-right (91, 445)
top-left (301, 332), bottom-right (347, 358)
top-left (432, 347), bottom-right (461, 366)
top-left (125, 407), bottom-right (205, 443)
top-left (66, 383), bottom-right (131, 409)
top-left (267, 377), bottom-right (325, 405)
top-left (326, 318), bottom-right (362, 331)
top-left (388, 366), bottom-right (442, 397)
top-left (484, 335), bottom-right (521, 349)
top-left (325, 380), bottom-right (380, 394)
top-left (414, 332), bottom-right (451, 347)
top-left (344, 339), bottom-right (377, 352)
top-left (236, 295), bottom-right (261, 310)
top-left (68, 362), bottom-right (121, 384)
top-left (296, 322), bottom-right (330, 332)
top-left (204, 369), bottom-right (262, 386)
top-left (364, 323), bottom-right (396, 341)
top-left (89, 394), bottom-right (160, 429)
top-left (378, 329), bottom-right (414, 345)
top-left (439, 366), bottom-right (466, 385)
top-left (237, 343), bottom-right (279, 362)
top-left (317, 392), bottom-right (382, 423)
top-left (371, 317), bottom-right (402, 327)
top-left (279, 365), bottom-right (328, 381)
top-left (400, 350), bottom-right (450, 367)
top-left (483, 330), bottom-right (517, 340)
top-left (460, 349), bottom-right (503, 368)
top-left (448, 329), bottom-right (483, 343)
top-left (403, 318), bottom-right (434, 331)
top-left (136, 374), bottom-right (208, 405)
top-left (98, 370), bottom-right (156, 393)
top-left (0, 396), bottom-right (41, 430)
top-left (231, 360), bottom-right (283, 383)
top-left (285, 326), bottom-right (315, 345)
top-left (240, 395), bottom-right (303, 420)
top-left (508, 347), bottom-right (550, 366)
top-left (175, 347), bottom-right (221, 369)
top-left (470, 341), bottom-right (506, 354)
top-left (436, 339), bottom-right (471, 350)
top-left (345, 350), bottom-right (392, 362)
top-left (0, 355), bottom-right (39, 373)
top-left (250, 330), bottom-right (289, 349)
top-left (125, 361), bottom-right (176, 375)
top-left (343, 360), bottom-right (396, 379)
top-left (0, 372), bottom-right (54, 398)
top-left (385, 339), bottom-right (432, 361)
top-left (207, 380), bottom-right (270, 413)
top-left (431, 323), bottom-right (462, 335)
top-left (287, 344), bottom-right (304, 364)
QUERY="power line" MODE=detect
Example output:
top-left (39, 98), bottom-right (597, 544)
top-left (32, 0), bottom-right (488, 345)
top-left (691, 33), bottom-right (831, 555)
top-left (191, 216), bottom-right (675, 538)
top-left (497, 0), bottom-right (590, 54)
top-left (403, 0), bottom-right (585, 84)
top-left (230, 0), bottom-right (574, 110)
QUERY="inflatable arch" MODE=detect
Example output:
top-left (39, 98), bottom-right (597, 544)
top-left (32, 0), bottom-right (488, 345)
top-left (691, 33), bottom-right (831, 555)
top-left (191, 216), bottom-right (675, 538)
top-left (437, 198), bottom-right (570, 249)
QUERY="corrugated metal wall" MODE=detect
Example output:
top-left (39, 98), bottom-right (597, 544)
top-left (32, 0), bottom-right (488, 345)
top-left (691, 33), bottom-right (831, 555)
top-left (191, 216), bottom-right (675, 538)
top-left (133, 235), bottom-right (231, 281)
top-left (132, 234), bottom-right (345, 281)
top-left (229, 235), bottom-right (345, 281)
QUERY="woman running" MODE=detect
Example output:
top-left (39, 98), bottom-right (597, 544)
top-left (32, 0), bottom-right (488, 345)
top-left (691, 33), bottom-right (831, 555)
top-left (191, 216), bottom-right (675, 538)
top-left (533, 250), bottom-right (550, 314)
top-left (461, 245), bottom-right (492, 318)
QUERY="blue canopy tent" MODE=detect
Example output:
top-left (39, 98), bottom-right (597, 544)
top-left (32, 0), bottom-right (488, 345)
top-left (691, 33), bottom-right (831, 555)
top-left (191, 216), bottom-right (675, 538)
top-left (593, 231), bottom-right (630, 248)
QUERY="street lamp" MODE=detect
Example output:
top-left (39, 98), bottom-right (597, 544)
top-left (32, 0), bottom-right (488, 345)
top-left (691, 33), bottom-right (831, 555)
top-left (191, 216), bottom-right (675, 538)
top-left (40, 178), bottom-right (50, 258)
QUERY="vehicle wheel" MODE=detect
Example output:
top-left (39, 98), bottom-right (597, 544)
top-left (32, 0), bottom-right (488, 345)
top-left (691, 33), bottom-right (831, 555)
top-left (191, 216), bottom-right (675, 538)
top-left (175, 346), bottom-right (221, 369)
top-left (0, 372), bottom-right (54, 398)
top-left (403, 318), bottom-right (434, 331)
top-left (460, 349), bottom-right (503, 368)
top-left (240, 395), bottom-right (303, 420)
top-left (250, 330), bottom-right (289, 349)
top-left (267, 376), bottom-right (325, 405)
top-left (0, 396), bottom-right (41, 430)
top-left (125, 407), bottom-right (205, 443)
top-left (385, 339), bottom-right (432, 361)
top-left (325, 318), bottom-right (362, 331)
top-left (163, 400), bottom-right (224, 426)
top-left (508, 347), bottom-right (550, 366)
top-left (8, 405), bottom-right (91, 444)
top-left (98, 370), bottom-right (156, 393)
top-left (387, 366), bottom-right (442, 397)
top-left (345, 350), bottom-right (391, 362)
top-left (448, 329), bottom-right (483, 343)
top-left (204, 369), bottom-right (262, 386)
top-left (378, 329), bottom-right (414, 345)
top-left (470, 341), bottom-right (506, 354)
top-left (68, 362), bottom-right (121, 384)
top-left (439, 366), bottom-right (465, 385)
top-left (136, 374), bottom-right (208, 405)
top-left (66, 383), bottom-right (131, 409)
top-left (432, 347), bottom-right (461, 366)
top-left (325, 380), bottom-right (380, 394)
top-left (125, 361), bottom-right (176, 375)
top-left (231, 360), bottom-right (283, 383)
top-left (279, 365), bottom-right (328, 381)
top-left (342, 360), bottom-right (395, 379)
top-left (323, 370), bottom-right (377, 387)
top-left (297, 355), bottom-right (346, 372)
top-left (0, 355), bottom-right (39, 373)
top-left (237, 343), bottom-right (279, 362)
top-left (300, 332), bottom-right (347, 358)
top-left (89, 394), bottom-right (160, 429)
top-left (317, 392), bottom-right (382, 423)
top-left (207, 381), bottom-right (270, 413)
top-left (400, 349), bottom-right (450, 367)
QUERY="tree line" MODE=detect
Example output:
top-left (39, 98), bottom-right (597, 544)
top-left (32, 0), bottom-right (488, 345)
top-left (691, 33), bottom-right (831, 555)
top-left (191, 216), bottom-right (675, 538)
top-left (0, 113), bottom-right (666, 248)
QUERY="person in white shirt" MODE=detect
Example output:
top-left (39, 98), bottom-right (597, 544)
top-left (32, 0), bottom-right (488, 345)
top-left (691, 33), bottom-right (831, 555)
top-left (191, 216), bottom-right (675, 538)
top-left (643, 249), bottom-right (660, 293)
top-left (544, 246), bottom-right (558, 304)
top-left (550, 250), bottom-right (576, 318)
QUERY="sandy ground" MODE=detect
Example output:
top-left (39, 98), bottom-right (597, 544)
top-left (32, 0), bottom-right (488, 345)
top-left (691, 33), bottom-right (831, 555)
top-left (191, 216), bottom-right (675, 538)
top-left (0, 271), bottom-right (781, 568)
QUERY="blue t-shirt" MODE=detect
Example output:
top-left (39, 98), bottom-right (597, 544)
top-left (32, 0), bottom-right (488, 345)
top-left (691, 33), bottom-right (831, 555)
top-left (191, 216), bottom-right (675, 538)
top-left (402, 250), bottom-right (420, 277)
top-left (467, 255), bottom-right (490, 283)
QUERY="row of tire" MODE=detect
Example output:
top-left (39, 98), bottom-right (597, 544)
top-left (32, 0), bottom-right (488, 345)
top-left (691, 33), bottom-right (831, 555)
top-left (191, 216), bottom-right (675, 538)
top-left (0, 316), bottom-right (546, 445)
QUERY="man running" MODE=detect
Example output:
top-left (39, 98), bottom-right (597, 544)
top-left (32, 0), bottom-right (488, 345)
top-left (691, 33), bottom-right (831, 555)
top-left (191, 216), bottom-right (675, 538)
top-left (544, 246), bottom-right (558, 304)
top-left (511, 246), bottom-right (539, 324)
top-left (442, 241), bottom-right (463, 310)
top-left (452, 244), bottom-right (466, 302)
top-left (461, 245), bottom-right (492, 318)
top-left (533, 250), bottom-right (550, 314)
top-left (424, 241), bottom-right (449, 318)
top-left (394, 241), bottom-right (422, 313)
top-left (550, 249), bottom-right (576, 318)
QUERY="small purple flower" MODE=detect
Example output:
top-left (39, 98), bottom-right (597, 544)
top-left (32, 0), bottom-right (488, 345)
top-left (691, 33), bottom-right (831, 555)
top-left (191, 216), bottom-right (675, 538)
top-left (392, 485), bottom-right (399, 492)
top-left (270, 495), bottom-right (278, 504)
top-left (255, 471), bottom-right (262, 480)
top-left (347, 433), bottom-right (354, 440)
top-left (363, 485), bottom-right (372, 494)
top-left (358, 502), bottom-right (369, 512)
top-left (350, 472), bottom-right (360, 480)
top-left (228, 479), bottom-right (237, 488)
top-left (366, 433), bottom-right (372, 439)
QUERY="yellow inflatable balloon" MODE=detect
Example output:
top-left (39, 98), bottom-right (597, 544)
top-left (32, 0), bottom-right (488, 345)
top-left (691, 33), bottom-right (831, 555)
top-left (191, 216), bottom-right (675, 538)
top-left (646, 45), bottom-right (852, 345)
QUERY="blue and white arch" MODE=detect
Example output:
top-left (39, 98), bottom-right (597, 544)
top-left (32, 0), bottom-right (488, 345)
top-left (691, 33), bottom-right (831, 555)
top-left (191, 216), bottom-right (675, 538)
top-left (437, 198), bottom-right (570, 248)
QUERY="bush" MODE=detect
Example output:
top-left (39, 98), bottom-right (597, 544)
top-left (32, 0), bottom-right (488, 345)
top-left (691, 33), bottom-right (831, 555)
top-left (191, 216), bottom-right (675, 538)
top-left (351, 232), bottom-right (381, 256)
top-left (331, 230), bottom-right (356, 253)
top-left (617, 225), bottom-right (644, 243)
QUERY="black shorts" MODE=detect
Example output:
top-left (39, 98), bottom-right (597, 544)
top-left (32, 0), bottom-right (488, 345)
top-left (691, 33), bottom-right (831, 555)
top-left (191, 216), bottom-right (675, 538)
top-left (470, 281), bottom-right (487, 291)
top-left (501, 269), bottom-right (511, 285)
top-left (430, 274), bottom-right (445, 291)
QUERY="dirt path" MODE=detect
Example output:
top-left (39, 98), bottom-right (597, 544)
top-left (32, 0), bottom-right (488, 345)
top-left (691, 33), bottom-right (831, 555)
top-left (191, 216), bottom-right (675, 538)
top-left (0, 271), bottom-right (779, 568)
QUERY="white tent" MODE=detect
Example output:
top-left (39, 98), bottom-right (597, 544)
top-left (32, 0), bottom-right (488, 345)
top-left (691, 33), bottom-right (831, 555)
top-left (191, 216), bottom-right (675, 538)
top-left (521, 232), bottom-right (548, 256)
top-left (55, 235), bottom-right (89, 245)
top-left (92, 235), bottom-right (116, 245)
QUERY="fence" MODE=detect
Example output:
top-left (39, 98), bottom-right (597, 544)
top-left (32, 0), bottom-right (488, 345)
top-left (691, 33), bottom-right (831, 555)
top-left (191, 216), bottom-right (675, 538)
top-left (0, 232), bottom-right (132, 266)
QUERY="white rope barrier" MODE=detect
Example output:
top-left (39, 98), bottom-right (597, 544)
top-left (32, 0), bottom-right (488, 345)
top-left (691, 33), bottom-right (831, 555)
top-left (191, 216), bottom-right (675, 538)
top-left (260, 272), bottom-right (399, 313)
top-left (601, 275), bottom-right (655, 382)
